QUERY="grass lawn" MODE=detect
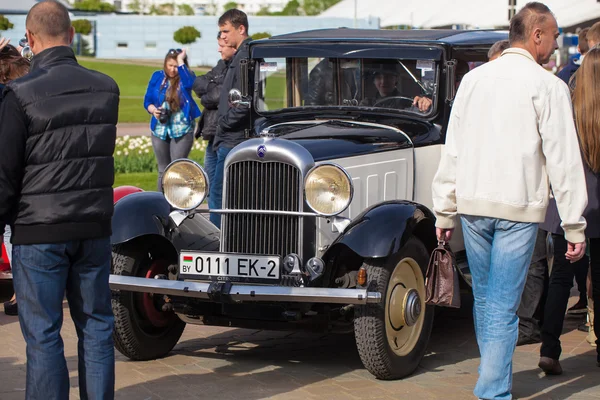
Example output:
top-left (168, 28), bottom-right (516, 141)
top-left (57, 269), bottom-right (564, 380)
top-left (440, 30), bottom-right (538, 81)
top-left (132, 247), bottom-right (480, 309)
top-left (114, 172), bottom-right (158, 192)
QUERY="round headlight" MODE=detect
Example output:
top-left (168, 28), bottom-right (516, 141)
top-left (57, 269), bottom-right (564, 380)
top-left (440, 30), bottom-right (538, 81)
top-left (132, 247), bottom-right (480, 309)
top-left (162, 160), bottom-right (208, 210)
top-left (305, 164), bottom-right (353, 216)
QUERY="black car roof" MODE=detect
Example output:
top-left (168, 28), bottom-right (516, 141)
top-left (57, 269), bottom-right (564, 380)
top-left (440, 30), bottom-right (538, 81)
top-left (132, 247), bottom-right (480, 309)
top-left (268, 28), bottom-right (508, 46)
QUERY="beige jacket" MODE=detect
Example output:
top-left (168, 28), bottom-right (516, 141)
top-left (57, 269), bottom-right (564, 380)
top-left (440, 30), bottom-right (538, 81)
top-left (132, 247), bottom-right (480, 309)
top-left (432, 48), bottom-right (587, 243)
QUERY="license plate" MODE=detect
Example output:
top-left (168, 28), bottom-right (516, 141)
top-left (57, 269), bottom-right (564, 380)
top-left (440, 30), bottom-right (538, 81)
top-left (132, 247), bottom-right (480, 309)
top-left (179, 252), bottom-right (280, 283)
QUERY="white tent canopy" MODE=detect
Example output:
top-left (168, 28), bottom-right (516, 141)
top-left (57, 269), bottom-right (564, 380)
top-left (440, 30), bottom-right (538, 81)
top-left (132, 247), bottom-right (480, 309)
top-left (319, 0), bottom-right (600, 29)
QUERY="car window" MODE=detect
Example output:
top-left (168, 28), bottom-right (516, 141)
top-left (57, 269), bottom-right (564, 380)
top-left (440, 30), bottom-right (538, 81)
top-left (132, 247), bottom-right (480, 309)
top-left (255, 57), bottom-right (439, 116)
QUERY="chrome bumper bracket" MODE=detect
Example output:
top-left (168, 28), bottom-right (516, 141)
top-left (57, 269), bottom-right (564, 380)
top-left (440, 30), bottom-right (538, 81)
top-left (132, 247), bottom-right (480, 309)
top-left (109, 275), bottom-right (382, 305)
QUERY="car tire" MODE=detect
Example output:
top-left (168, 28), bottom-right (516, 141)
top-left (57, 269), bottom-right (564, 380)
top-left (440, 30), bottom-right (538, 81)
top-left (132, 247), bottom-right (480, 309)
top-left (111, 243), bottom-right (186, 361)
top-left (354, 237), bottom-right (434, 380)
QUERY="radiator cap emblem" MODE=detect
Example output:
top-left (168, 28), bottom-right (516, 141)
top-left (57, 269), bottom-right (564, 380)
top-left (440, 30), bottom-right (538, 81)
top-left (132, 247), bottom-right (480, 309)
top-left (257, 145), bottom-right (267, 158)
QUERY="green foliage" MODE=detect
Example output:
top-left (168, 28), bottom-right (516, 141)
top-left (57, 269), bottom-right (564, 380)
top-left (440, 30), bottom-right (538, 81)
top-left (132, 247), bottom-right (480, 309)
top-left (72, 19), bottom-right (93, 35)
top-left (251, 31), bottom-right (272, 40)
top-left (280, 0), bottom-right (301, 15)
top-left (173, 26), bottom-right (201, 45)
top-left (177, 4), bottom-right (195, 15)
top-left (302, 0), bottom-right (340, 15)
top-left (0, 15), bottom-right (13, 31)
top-left (127, 0), bottom-right (144, 13)
top-left (256, 6), bottom-right (271, 16)
top-left (72, 0), bottom-right (115, 12)
top-left (223, 1), bottom-right (238, 11)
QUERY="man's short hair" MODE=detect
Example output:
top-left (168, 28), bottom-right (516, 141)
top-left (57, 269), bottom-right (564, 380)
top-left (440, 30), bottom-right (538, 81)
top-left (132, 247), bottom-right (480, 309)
top-left (26, 0), bottom-right (71, 42)
top-left (508, 2), bottom-right (553, 45)
top-left (578, 27), bottom-right (590, 55)
top-left (488, 39), bottom-right (510, 60)
top-left (218, 8), bottom-right (249, 33)
top-left (587, 22), bottom-right (600, 48)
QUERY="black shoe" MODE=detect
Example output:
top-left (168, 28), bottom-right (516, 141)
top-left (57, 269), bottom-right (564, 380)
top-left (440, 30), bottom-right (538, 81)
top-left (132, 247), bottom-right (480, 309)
top-left (3, 299), bottom-right (17, 316)
top-left (539, 357), bottom-right (563, 375)
top-left (578, 322), bottom-right (590, 332)
top-left (567, 300), bottom-right (588, 315)
top-left (517, 335), bottom-right (541, 346)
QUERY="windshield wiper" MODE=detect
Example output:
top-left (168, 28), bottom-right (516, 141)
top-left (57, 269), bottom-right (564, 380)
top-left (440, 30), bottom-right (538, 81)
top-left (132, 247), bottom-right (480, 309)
top-left (397, 61), bottom-right (431, 96)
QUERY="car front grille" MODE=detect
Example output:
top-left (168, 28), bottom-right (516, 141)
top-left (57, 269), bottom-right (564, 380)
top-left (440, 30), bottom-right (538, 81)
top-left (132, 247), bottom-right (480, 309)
top-left (222, 161), bottom-right (302, 258)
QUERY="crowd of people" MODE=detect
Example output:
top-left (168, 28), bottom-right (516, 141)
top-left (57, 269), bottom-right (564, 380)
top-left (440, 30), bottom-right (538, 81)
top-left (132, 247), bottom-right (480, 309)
top-left (0, 1), bottom-right (598, 399)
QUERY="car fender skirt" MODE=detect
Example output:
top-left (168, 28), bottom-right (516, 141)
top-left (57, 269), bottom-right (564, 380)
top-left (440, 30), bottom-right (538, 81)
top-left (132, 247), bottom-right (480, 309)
top-left (109, 275), bottom-right (382, 305)
top-left (111, 191), bottom-right (171, 245)
top-left (331, 201), bottom-right (437, 259)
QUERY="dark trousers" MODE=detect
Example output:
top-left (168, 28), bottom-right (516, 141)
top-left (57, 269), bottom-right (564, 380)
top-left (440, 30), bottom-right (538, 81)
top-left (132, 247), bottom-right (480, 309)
top-left (517, 229), bottom-right (549, 342)
top-left (541, 235), bottom-right (600, 360)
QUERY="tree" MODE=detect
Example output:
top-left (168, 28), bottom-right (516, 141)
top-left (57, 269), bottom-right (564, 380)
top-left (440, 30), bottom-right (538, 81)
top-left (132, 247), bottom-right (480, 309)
top-left (302, 0), bottom-right (340, 15)
top-left (72, 0), bottom-right (115, 12)
top-left (72, 19), bottom-right (93, 35)
top-left (173, 26), bottom-right (201, 45)
top-left (256, 6), bottom-right (271, 15)
top-left (128, 0), bottom-right (147, 14)
top-left (177, 4), bottom-right (195, 15)
top-left (280, 0), bottom-right (301, 15)
top-left (223, 1), bottom-right (238, 11)
top-left (0, 15), bottom-right (13, 31)
top-left (251, 32), bottom-right (271, 40)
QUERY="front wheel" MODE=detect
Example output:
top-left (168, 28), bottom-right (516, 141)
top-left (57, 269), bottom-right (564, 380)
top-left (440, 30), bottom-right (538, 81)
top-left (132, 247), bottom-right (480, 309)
top-left (111, 242), bottom-right (186, 361)
top-left (354, 237), bottom-right (434, 380)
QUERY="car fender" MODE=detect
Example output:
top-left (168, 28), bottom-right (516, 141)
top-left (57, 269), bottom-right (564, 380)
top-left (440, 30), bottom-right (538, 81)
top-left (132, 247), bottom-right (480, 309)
top-left (328, 201), bottom-right (437, 259)
top-left (113, 185), bottom-right (144, 204)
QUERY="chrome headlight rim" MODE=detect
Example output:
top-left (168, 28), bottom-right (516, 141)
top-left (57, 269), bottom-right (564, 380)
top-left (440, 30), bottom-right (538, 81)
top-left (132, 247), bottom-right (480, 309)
top-left (304, 162), bottom-right (354, 217)
top-left (162, 158), bottom-right (209, 211)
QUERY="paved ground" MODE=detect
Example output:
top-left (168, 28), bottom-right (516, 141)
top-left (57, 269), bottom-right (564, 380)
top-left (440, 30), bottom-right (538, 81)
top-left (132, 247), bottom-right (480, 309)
top-left (117, 123), bottom-right (149, 137)
top-left (1, 282), bottom-right (598, 400)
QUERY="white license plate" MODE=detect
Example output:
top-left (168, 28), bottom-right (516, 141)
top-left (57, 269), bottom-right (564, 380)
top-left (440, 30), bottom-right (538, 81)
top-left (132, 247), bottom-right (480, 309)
top-left (179, 252), bottom-right (280, 283)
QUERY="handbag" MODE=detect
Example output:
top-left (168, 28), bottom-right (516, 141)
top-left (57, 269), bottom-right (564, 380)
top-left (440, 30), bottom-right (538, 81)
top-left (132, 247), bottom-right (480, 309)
top-left (424, 240), bottom-right (461, 308)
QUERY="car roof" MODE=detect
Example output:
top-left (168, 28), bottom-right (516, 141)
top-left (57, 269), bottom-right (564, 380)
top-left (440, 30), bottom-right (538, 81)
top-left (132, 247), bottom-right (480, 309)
top-left (268, 28), bottom-right (508, 46)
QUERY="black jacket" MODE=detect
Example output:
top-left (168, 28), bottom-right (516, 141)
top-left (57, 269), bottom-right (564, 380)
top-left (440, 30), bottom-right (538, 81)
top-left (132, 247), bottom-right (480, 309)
top-left (192, 58), bottom-right (229, 141)
top-left (0, 46), bottom-right (119, 245)
top-left (214, 37), bottom-right (252, 150)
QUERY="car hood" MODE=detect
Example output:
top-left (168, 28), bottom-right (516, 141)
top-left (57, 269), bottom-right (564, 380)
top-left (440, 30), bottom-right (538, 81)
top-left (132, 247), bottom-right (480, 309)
top-left (267, 119), bottom-right (435, 161)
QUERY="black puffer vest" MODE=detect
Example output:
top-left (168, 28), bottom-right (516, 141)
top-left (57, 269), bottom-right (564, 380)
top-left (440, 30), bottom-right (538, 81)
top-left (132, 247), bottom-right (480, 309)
top-left (7, 46), bottom-right (119, 244)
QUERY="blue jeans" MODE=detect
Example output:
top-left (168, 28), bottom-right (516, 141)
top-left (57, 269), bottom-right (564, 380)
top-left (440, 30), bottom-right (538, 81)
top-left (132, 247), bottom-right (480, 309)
top-left (461, 215), bottom-right (538, 400)
top-left (208, 146), bottom-right (232, 228)
top-left (12, 238), bottom-right (115, 400)
top-left (204, 139), bottom-right (217, 186)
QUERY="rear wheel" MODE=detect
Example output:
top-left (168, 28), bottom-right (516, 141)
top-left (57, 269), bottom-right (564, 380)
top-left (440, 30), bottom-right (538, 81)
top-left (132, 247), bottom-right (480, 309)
top-left (111, 242), bottom-right (185, 360)
top-left (354, 237), bottom-right (434, 380)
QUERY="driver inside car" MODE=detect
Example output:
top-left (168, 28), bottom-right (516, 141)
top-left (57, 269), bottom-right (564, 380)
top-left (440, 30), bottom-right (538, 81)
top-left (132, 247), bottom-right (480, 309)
top-left (359, 63), bottom-right (406, 108)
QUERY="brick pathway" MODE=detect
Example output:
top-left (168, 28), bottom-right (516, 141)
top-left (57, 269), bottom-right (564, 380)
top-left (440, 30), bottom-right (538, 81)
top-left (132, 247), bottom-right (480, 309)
top-left (1, 283), bottom-right (599, 399)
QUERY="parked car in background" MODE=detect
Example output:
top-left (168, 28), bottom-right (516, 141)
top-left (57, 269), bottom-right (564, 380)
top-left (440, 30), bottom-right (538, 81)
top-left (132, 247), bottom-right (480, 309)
top-left (108, 28), bottom-right (508, 380)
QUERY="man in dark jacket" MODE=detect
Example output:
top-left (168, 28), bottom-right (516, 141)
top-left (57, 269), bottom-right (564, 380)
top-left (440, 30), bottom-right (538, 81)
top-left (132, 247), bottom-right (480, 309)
top-left (557, 28), bottom-right (589, 87)
top-left (0, 1), bottom-right (119, 398)
top-left (209, 8), bottom-right (252, 228)
top-left (193, 32), bottom-right (236, 184)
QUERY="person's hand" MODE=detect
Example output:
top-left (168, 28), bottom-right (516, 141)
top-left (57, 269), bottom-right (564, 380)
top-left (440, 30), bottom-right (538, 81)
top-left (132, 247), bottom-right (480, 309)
top-left (0, 37), bottom-right (10, 51)
top-left (413, 96), bottom-right (433, 112)
top-left (152, 107), bottom-right (162, 119)
top-left (436, 227), bottom-right (454, 243)
top-left (177, 48), bottom-right (187, 66)
top-left (566, 241), bottom-right (586, 263)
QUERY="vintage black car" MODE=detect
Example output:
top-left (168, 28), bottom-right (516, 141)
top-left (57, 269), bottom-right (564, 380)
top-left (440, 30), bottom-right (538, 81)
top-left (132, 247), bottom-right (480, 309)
top-left (109, 28), bottom-right (508, 380)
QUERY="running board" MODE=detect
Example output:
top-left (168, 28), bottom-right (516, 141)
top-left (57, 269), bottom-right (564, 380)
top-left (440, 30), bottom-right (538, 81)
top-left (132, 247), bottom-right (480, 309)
top-left (109, 275), bottom-right (382, 305)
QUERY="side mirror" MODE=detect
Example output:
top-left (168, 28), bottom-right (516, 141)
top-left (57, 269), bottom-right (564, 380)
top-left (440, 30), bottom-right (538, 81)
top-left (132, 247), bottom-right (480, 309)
top-left (228, 89), bottom-right (251, 108)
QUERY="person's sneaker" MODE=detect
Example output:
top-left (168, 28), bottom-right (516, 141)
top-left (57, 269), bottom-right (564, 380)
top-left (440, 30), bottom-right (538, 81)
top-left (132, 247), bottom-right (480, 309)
top-left (539, 357), bottom-right (563, 375)
top-left (567, 299), bottom-right (588, 315)
top-left (3, 299), bottom-right (17, 316)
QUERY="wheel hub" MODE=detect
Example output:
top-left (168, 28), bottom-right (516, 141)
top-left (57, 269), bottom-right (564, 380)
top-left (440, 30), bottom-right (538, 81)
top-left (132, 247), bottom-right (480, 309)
top-left (402, 289), bottom-right (421, 327)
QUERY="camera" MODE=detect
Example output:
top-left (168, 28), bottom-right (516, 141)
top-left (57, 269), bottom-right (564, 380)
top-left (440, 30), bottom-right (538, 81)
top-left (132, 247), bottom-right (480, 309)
top-left (158, 107), bottom-right (171, 124)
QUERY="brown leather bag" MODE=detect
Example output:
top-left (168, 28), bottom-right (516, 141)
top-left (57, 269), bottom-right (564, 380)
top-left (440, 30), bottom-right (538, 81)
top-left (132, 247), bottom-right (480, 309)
top-left (425, 241), bottom-right (461, 308)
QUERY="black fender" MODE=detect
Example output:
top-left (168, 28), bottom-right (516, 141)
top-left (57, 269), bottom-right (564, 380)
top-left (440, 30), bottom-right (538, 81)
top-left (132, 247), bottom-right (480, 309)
top-left (111, 191), bottom-right (220, 260)
top-left (327, 200), bottom-right (437, 260)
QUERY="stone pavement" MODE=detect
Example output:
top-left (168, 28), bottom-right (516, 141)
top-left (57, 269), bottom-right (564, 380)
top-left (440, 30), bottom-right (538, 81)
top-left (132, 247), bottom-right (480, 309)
top-left (117, 123), bottom-right (149, 137)
top-left (1, 283), bottom-right (599, 400)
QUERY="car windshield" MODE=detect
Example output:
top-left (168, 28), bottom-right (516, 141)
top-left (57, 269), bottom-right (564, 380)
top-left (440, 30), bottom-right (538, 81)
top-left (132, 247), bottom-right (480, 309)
top-left (254, 57), bottom-right (439, 116)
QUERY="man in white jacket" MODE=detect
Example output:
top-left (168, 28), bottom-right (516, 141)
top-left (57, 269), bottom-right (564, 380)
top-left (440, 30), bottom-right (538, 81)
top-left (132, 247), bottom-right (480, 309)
top-left (432, 2), bottom-right (587, 399)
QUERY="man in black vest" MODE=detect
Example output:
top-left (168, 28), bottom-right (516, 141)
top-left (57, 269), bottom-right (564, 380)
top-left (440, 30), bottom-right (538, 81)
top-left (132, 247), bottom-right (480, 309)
top-left (0, 1), bottom-right (119, 398)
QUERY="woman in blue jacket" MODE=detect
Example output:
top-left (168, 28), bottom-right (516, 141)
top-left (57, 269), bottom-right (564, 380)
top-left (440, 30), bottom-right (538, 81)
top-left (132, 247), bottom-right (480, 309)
top-left (144, 48), bottom-right (201, 191)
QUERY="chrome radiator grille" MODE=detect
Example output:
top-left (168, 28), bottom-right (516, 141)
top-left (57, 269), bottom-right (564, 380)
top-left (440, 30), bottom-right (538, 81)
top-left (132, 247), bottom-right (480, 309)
top-left (222, 161), bottom-right (302, 258)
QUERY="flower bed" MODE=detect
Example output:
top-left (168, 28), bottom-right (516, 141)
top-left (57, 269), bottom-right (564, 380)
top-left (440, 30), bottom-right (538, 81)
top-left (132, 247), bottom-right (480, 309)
top-left (114, 135), bottom-right (206, 173)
